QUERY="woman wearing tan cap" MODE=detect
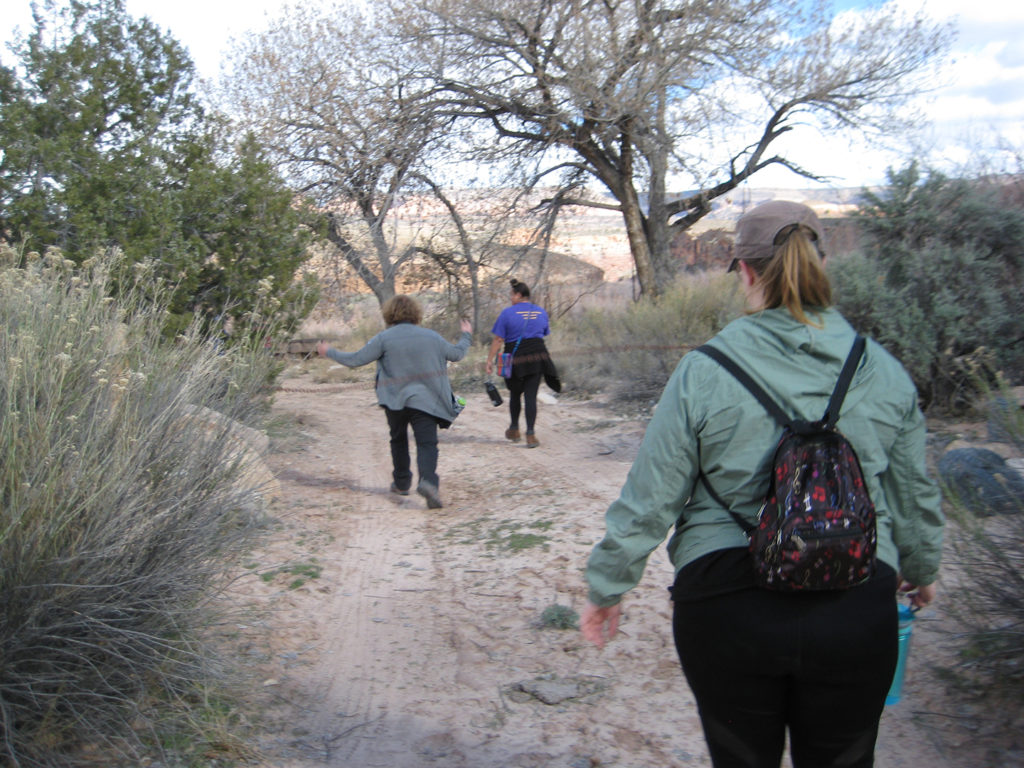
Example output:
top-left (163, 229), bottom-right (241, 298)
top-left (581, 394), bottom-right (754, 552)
top-left (582, 201), bottom-right (943, 767)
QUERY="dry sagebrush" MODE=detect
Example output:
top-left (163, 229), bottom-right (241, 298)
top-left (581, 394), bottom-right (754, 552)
top-left (944, 384), bottom-right (1024, 697)
top-left (0, 248), bottom-right (280, 765)
top-left (553, 274), bottom-right (744, 402)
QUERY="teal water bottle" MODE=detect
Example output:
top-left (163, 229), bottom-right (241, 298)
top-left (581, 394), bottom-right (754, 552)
top-left (885, 604), bottom-right (915, 705)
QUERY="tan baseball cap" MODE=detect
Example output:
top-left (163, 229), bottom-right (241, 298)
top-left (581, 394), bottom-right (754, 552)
top-left (729, 200), bottom-right (826, 272)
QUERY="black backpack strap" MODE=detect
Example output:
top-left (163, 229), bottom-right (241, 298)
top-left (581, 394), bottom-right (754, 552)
top-left (692, 339), bottom-right (864, 533)
top-left (697, 472), bottom-right (756, 534)
top-left (693, 343), bottom-right (786, 535)
top-left (694, 345), bottom-right (791, 427)
top-left (822, 335), bottom-right (865, 430)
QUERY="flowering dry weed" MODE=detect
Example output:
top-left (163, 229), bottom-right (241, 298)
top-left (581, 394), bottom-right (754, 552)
top-left (0, 247), bottom-right (281, 765)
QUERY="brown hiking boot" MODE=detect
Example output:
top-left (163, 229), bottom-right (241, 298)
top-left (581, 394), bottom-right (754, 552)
top-left (526, 433), bottom-right (540, 448)
top-left (505, 428), bottom-right (521, 442)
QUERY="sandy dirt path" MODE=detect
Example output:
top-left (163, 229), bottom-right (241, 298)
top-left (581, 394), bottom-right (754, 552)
top-left (222, 369), bottom-right (966, 768)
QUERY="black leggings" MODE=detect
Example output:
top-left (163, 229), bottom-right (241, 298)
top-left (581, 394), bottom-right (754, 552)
top-left (672, 570), bottom-right (898, 768)
top-left (507, 372), bottom-right (542, 433)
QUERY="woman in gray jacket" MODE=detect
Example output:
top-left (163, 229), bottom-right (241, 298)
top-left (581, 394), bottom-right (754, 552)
top-left (318, 295), bottom-right (472, 509)
top-left (582, 201), bottom-right (943, 768)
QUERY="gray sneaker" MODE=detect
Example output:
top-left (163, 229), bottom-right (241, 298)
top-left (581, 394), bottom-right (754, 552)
top-left (416, 481), bottom-right (443, 509)
top-left (390, 482), bottom-right (410, 496)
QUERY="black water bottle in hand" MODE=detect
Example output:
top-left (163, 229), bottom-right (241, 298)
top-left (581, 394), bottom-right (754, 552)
top-left (485, 380), bottom-right (503, 407)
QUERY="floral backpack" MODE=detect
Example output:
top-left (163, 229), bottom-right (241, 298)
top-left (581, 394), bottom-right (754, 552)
top-left (696, 336), bottom-right (877, 591)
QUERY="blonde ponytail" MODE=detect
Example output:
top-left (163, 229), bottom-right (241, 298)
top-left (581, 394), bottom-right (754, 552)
top-left (749, 226), bottom-right (831, 326)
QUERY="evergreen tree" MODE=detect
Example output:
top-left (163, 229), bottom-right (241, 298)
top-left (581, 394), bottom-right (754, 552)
top-left (833, 162), bottom-right (1024, 410)
top-left (0, 0), bottom-right (317, 339)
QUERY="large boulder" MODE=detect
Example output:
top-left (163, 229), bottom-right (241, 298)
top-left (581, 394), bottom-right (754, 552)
top-left (181, 404), bottom-right (280, 505)
top-left (938, 447), bottom-right (1024, 516)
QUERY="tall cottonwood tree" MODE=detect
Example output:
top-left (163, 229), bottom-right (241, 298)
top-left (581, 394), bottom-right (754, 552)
top-left (224, 5), bottom-right (457, 311)
top-left (224, 5), bottom-right (423, 307)
top-left (221, 3), bottom-right (559, 330)
top-left (397, 0), bottom-right (950, 297)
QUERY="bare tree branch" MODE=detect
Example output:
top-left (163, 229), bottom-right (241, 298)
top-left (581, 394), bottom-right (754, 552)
top-left (396, 0), bottom-right (950, 296)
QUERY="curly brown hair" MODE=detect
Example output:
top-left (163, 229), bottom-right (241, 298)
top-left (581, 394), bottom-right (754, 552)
top-left (381, 295), bottom-right (422, 326)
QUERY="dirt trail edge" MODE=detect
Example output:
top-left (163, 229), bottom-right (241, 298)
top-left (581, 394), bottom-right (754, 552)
top-left (222, 371), bottom-right (960, 768)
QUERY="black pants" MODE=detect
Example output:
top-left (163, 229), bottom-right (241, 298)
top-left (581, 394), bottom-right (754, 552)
top-left (507, 372), bottom-right (542, 433)
top-left (385, 407), bottom-right (439, 490)
top-left (672, 570), bottom-right (898, 768)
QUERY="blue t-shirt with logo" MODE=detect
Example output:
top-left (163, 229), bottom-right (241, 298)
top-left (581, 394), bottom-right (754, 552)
top-left (491, 302), bottom-right (550, 342)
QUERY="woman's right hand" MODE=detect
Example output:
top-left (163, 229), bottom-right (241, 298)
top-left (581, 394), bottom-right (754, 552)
top-left (581, 601), bottom-right (622, 649)
top-left (485, 358), bottom-right (493, 375)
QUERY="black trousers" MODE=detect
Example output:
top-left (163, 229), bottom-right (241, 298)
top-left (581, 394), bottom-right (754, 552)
top-left (672, 570), bottom-right (898, 768)
top-left (507, 372), bottom-right (542, 433)
top-left (384, 407), bottom-right (439, 490)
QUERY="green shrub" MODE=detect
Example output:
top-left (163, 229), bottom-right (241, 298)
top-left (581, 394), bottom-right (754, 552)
top-left (830, 242), bottom-right (1010, 411)
top-left (538, 604), bottom-right (580, 630)
top-left (0, 247), bottom-right (280, 765)
top-left (834, 163), bottom-right (1024, 411)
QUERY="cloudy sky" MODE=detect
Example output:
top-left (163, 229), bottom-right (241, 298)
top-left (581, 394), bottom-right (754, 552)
top-left (3, 0), bottom-right (1022, 189)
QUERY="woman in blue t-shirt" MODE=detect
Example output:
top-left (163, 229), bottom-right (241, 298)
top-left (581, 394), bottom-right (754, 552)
top-left (485, 279), bottom-right (551, 448)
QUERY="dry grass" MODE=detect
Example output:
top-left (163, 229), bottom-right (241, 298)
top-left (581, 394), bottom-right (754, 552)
top-left (551, 272), bottom-right (744, 402)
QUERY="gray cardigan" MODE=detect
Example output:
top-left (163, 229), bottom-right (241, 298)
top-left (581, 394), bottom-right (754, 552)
top-left (325, 323), bottom-right (471, 422)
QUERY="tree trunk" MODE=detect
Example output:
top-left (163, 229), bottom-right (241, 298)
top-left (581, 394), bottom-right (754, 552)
top-left (646, 93), bottom-right (675, 291)
top-left (620, 185), bottom-right (657, 297)
top-left (325, 213), bottom-right (395, 306)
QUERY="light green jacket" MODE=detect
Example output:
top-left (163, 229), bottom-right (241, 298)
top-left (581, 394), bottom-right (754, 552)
top-left (585, 307), bottom-right (944, 607)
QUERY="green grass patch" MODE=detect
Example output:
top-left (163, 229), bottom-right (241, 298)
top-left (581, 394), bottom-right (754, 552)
top-left (260, 561), bottom-right (322, 588)
top-left (443, 516), bottom-right (490, 545)
top-left (442, 517), bottom-right (552, 551)
top-left (494, 531), bottom-right (550, 551)
top-left (538, 604), bottom-right (579, 630)
top-left (484, 520), bottom-right (551, 551)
